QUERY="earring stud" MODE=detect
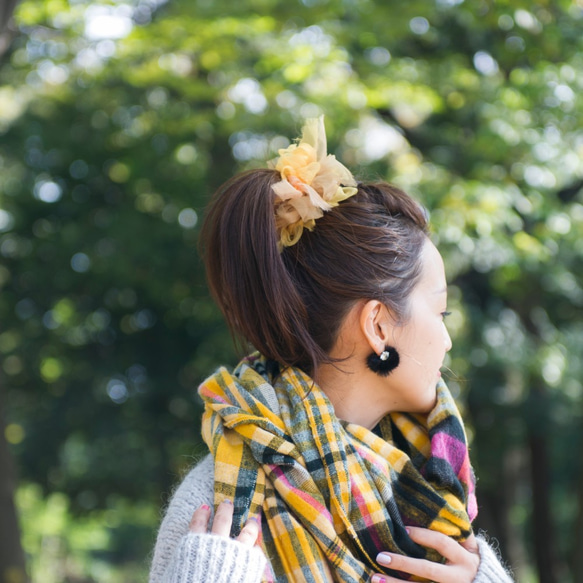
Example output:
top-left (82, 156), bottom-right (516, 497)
top-left (379, 350), bottom-right (390, 361)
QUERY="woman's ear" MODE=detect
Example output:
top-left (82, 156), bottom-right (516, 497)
top-left (359, 300), bottom-right (394, 354)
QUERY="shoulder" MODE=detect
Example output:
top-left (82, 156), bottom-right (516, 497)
top-left (172, 454), bottom-right (215, 508)
top-left (161, 454), bottom-right (214, 531)
top-left (149, 454), bottom-right (215, 581)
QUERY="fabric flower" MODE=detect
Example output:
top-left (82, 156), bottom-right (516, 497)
top-left (269, 116), bottom-right (358, 248)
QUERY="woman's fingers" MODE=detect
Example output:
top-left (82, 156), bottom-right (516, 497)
top-left (372, 528), bottom-right (480, 583)
top-left (460, 532), bottom-right (479, 553)
top-left (189, 504), bottom-right (211, 533)
top-left (407, 526), bottom-right (475, 564)
top-left (236, 517), bottom-right (260, 547)
top-left (211, 499), bottom-right (234, 537)
top-left (189, 500), bottom-right (259, 547)
top-left (374, 551), bottom-right (447, 582)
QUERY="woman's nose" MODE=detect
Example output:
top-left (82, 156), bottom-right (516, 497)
top-left (444, 326), bottom-right (452, 352)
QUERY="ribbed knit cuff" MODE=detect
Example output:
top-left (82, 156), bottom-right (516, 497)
top-left (475, 535), bottom-right (514, 583)
top-left (168, 533), bottom-right (267, 583)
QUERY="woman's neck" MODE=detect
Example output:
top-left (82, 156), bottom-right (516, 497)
top-left (315, 361), bottom-right (388, 430)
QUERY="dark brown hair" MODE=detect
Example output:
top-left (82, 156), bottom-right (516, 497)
top-left (199, 168), bottom-right (428, 373)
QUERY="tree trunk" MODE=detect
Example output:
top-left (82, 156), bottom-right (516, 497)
top-left (528, 385), bottom-right (560, 583)
top-left (0, 0), bottom-right (19, 31)
top-left (0, 387), bottom-right (28, 583)
top-left (0, 0), bottom-right (19, 61)
top-left (503, 446), bottom-right (530, 579)
top-left (570, 436), bottom-right (583, 582)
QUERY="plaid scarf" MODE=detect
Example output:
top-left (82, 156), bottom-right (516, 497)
top-left (199, 353), bottom-right (477, 582)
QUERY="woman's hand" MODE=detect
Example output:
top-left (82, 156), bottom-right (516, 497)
top-left (371, 527), bottom-right (480, 583)
top-left (189, 500), bottom-right (260, 547)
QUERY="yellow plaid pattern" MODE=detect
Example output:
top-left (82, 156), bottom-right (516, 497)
top-left (199, 354), bottom-right (476, 582)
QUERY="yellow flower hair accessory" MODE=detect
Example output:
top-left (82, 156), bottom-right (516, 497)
top-left (269, 116), bottom-right (358, 249)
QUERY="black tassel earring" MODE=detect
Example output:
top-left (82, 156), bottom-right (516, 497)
top-left (366, 346), bottom-right (400, 377)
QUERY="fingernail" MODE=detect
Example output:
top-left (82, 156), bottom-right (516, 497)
top-left (405, 527), bottom-right (411, 534)
top-left (248, 516), bottom-right (259, 523)
top-left (200, 504), bottom-right (210, 511)
top-left (371, 575), bottom-right (386, 583)
top-left (222, 499), bottom-right (233, 505)
top-left (377, 552), bottom-right (392, 566)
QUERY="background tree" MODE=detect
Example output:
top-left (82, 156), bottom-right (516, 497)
top-left (1, 0), bottom-right (583, 581)
top-left (0, 0), bottom-right (19, 59)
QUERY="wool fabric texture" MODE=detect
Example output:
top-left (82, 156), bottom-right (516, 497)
top-left (167, 534), bottom-right (267, 583)
top-left (199, 353), bottom-right (477, 582)
top-left (148, 457), bottom-right (514, 583)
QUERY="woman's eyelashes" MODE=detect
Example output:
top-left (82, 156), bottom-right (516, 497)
top-left (441, 311), bottom-right (451, 319)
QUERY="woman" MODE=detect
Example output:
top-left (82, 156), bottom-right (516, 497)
top-left (149, 118), bottom-right (513, 582)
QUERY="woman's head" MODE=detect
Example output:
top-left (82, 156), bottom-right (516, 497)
top-left (199, 168), bottom-right (429, 374)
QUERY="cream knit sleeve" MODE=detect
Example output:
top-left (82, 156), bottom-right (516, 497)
top-left (149, 455), bottom-right (266, 583)
top-left (474, 534), bottom-right (514, 582)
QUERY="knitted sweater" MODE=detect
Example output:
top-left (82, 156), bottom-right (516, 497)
top-left (149, 455), bottom-right (514, 583)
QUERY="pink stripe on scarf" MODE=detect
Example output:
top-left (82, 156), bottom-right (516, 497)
top-left (431, 433), bottom-right (477, 520)
top-left (269, 465), bottom-right (334, 522)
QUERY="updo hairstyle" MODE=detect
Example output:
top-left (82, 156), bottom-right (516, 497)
top-left (199, 169), bottom-right (428, 374)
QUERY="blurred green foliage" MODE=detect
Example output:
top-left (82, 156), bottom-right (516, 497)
top-left (1, 0), bottom-right (583, 581)
top-left (17, 483), bottom-right (154, 583)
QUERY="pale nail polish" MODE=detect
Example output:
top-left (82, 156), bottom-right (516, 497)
top-left (377, 552), bottom-right (392, 566)
top-left (371, 575), bottom-right (386, 583)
